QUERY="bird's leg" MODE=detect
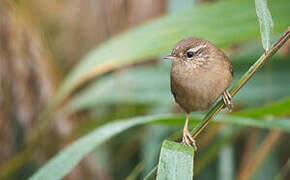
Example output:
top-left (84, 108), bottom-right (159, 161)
top-left (222, 91), bottom-right (233, 112)
top-left (182, 113), bottom-right (197, 151)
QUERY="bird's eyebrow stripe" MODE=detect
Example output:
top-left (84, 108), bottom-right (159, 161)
top-left (187, 45), bottom-right (207, 52)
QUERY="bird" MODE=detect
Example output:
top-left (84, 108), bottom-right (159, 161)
top-left (164, 37), bottom-right (233, 150)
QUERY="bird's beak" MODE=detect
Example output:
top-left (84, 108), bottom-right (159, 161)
top-left (163, 54), bottom-right (177, 61)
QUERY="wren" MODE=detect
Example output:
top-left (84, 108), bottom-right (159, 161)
top-left (164, 37), bottom-right (233, 150)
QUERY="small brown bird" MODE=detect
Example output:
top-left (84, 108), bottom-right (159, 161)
top-left (164, 37), bottom-right (233, 149)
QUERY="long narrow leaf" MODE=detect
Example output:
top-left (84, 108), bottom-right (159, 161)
top-left (29, 116), bottom-right (161, 180)
top-left (66, 63), bottom-right (290, 112)
top-left (29, 112), bottom-right (290, 180)
top-left (235, 97), bottom-right (290, 118)
top-left (51, 0), bottom-right (288, 108)
top-left (255, 0), bottom-right (274, 51)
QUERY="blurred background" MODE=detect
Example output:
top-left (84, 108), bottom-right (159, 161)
top-left (0, 0), bottom-right (289, 179)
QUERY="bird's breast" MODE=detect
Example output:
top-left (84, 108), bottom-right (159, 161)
top-left (170, 60), bottom-right (232, 112)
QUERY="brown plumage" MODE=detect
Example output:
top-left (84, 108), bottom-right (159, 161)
top-left (164, 37), bottom-right (233, 149)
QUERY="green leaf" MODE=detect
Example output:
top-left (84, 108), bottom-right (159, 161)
top-left (29, 116), bottom-right (162, 180)
top-left (157, 140), bottom-right (194, 180)
top-left (234, 97), bottom-right (290, 118)
top-left (65, 61), bottom-right (290, 112)
top-left (30, 109), bottom-right (290, 180)
top-left (51, 0), bottom-right (289, 108)
top-left (255, 0), bottom-right (274, 51)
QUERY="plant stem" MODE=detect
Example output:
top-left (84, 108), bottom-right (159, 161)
top-left (191, 28), bottom-right (290, 139)
top-left (237, 130), bottom-right (282, 180)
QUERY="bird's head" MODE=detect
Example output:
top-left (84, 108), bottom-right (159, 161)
top-left (164, 37), bottom-right (216, 66)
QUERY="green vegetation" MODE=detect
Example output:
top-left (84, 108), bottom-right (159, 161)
top-left (0, 0), bottom-right (289, 179)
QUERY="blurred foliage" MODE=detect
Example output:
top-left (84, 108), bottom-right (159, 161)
top-left (255, 0), bottom-right (274, 51)
top-left (0, 0), bottom-right (289, 179)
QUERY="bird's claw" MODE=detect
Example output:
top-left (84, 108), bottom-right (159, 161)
top-left (182, 129), bottom-right (197, 151)
top-left (222, 91), bottom-right (233, 112)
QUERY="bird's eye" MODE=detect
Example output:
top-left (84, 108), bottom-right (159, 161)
top-left (186, 51), bottom-right (194, 58)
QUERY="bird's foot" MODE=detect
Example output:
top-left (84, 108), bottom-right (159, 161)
top-left (222, 91), bottom-right (233, 112)
top-left (182, 128), bottom-right (197, 151)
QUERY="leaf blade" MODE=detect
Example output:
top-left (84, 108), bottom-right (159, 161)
top-left (52, 0), bottom-right (289, 108)
top-left (29, 110), bottom-right (290, 180)
top-left (157, 140), bottom-right (194, 180)
top-left (29, 116), bottom-right (157, 180)
top-left (255, 0), bottom-right (274, 51)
